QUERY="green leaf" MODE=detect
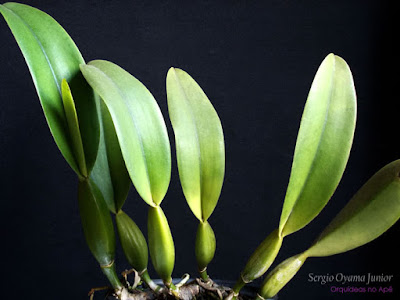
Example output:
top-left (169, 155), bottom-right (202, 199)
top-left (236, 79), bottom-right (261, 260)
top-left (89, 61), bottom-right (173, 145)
top-left (89, 97), bottom-right (131, 213)
top-left (116, 210), bottom-right (148, 273)
top-left (89, 109), bottom-right (116, 213)
top-left (279, 54), bottom-right (356, 237)
top-left (61, 79), bottom-right (87, 177)
top-left (100, 101), bottom-right (131, 212)
top-left (306, 159), bottom-right (400, 257)
top-left (195, 221), bottom-right (216, 272)
top-left (78, 179), bottom-right (116, 267)
top-left (80, 60), bottom-right (171, 207)
top-left (148, 206), bottom-right (175, 284)
top-left (258, 160), bottom-right (400, 298)
top-left (0, 3), bottom-right (99, 175)
top-left (166, 68), bottom-right (225, 222)
top-left (90, 99), bottom-right (131, 213)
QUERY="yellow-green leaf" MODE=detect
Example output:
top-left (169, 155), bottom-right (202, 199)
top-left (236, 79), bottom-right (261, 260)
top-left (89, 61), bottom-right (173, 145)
top-left (61, 79), bottom-right (87, 178)
top-left (306, 159), bottom-right (400, 257)
top-left (258, 160), bottom-right (400, 298)
top-left (166, 68), bottom-right (225, 222)
top-left (81, 61), bottom-right (171, 207)
top-left (279, 54), bottom-right (356, 237)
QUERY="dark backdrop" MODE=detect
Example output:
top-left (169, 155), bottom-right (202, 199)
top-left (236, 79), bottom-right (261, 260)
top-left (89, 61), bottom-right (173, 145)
top-left (0, 1), bottom-right (398, 299)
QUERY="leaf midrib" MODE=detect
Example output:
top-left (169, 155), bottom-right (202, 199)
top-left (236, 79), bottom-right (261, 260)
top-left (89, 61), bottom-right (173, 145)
top-left (3, 5), bottom-right (61, 94)
top-left (1, 4), bottom-right (83, 174)
top-left (88, 64), bottom-right (154, 206)
top-left (171, 70), bottom-right (204, 220)
top-left (282, 59), bottom-right (336, 235)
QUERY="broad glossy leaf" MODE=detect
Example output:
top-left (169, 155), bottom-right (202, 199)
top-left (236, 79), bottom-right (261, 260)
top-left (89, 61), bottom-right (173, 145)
top-left (258, 160), bottom-right (400, 297)
top-left (78, 179), bottom-right (115, 267)
top-left (148, 206), bottom-right (175, 284)
top-left (0, 3), bottom-right (99, 175)
top-left (81, 61), bottom-right (171, 207)
top-left (279, 54), bottom-right (356, 237)
top-left (116, 210), bottom-right (148, 273)
top-left (89, 98), bottom-right (130, 213)
top-left (306, 159), bottom-right (400, 257)
top-left (166, 68), bottom-right (225, 221)
top-left (61, 79), bottom-right (87, 177)
top-left (89, 109), bottom-right (116, 212)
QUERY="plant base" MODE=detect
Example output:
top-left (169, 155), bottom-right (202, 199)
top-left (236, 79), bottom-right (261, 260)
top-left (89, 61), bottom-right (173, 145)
top-left (93, 278), bottom-right (277, 300)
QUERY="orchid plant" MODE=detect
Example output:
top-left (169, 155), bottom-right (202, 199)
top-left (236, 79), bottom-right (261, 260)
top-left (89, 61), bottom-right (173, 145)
top-left (1, 3), bottom-right (399, 300)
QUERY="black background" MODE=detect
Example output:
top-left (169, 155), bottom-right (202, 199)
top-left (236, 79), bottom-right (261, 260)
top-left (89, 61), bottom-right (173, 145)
top-left (0, 1), bottom-right (398, 299)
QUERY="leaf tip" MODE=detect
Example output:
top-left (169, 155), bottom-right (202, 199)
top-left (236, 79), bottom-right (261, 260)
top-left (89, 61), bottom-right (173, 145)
top-left (167, 66), bottom-right (187, 77)
top-left (325, 53), bottom-right (348, 68)
top-left (61, 78), bottom-right (69, 91)
top-left (79, 63), bottom-right (88, 71)
top-left (321, 53), bottom-right (336, 66)
top-left (167, 66), bottom-right (178, 78)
